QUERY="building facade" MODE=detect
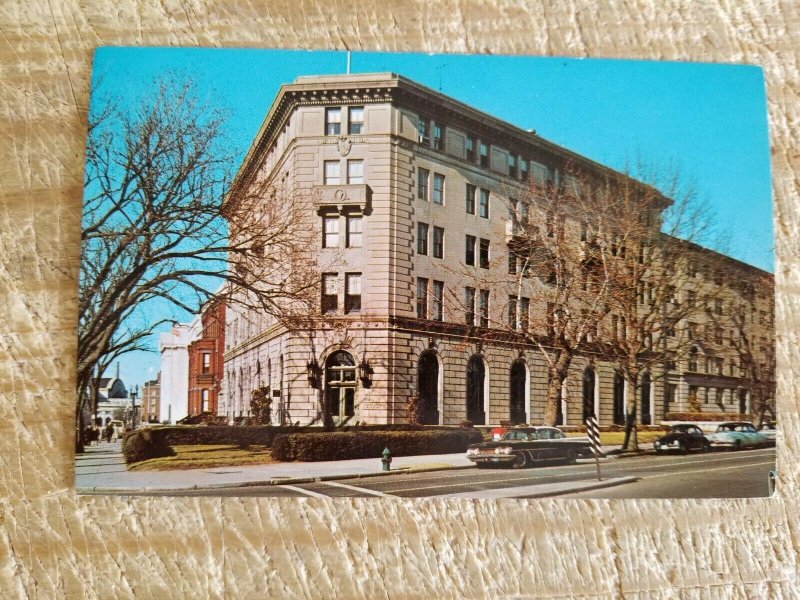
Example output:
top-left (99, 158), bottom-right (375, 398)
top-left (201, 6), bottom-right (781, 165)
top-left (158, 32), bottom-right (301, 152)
top-left (158, 320), bottom-right (200, 423)
top-left (140, 373), bottom-right (161, 424)
top-left (221, 73), bottom-right (774, 427)
top-left (187, 300), bottom-right (226, 416)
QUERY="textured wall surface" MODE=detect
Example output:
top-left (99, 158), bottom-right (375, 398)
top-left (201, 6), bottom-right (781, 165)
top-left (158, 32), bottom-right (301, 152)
top-left (1, 1), bottom-right (798, 598)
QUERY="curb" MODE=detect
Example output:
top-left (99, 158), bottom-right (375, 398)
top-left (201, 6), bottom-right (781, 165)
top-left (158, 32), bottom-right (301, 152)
top-left (519, 475), bottom-right (638, 498)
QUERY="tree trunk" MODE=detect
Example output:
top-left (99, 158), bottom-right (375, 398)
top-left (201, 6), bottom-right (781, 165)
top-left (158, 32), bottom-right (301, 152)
top-left (543, 352), bottom-right (572, 427)
top-left (621, 374), bottom-right (639, 451)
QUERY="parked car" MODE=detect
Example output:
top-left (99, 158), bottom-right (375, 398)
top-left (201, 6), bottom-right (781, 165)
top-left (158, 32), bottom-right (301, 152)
top-left (706, 421), bottom-right (768, 450)
top-left (465, 426), bottom-right (593, 469)
top-left (653, 424), bottom-right (711, 454)
top-left (758, 422), bottom-right (778, 445)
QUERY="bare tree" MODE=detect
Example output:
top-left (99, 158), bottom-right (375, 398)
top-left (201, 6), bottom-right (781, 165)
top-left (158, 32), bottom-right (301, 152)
top-left (78, 79), bottom-right (317, 450)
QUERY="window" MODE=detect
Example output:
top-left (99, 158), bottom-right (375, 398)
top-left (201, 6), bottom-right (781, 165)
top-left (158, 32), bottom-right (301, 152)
top-left (689, 347), bottom-right (698, 371)
top-left (508, 296), bottom-right (518, 329)
top-left (324, 160), bottom-right (340, 184)
top-left (323, 215), bottom-right (339, 248)
top-left (479, 238), bottom-right (490, 269)
top-left (346, 215), bottom-right (362, 248)
top-left (479, 289), bottom-right (489, 327)
top-left (508, 154), bottom-right (517, 178)
top-left (687, 290), bottom-right (696, 308)
top-left (417, 222), bottom-right (429, 256)
top-left (347, 160), bottom-right (364, 184)
top-left (432, 226), bottom-right (444, 259)
top-left (508, 251), bottom-right (517, 275)
top-left (416, 277), bottom-right (428, 319)
top-left (433, 122), bottom-right (443, 150)
top-left (465, 235), bottom-right (476, 266)
top-left (201, 389), bottom-right (209, 412)
top-left (520, 297), bottom-right (530, 331)
top-left (466, 135), bottom-right (476, 162)
top-left (531, 161), bottom-right (550, 187)
top-left (348, 107), bottom-right (364, 134)
top-left (432, 280), bottom-right (444, 321)
top-left (345, 273), bottom-right (361, 314)
top-left (432, 173), bottom-right (445, 205)
top-left (325, 108), bottom-right (341, 135)
top-left (202, 353), bottom-right (211, 374)
top-left (520, 158), bottom-right (528, 181)
top-left (478, 188), bottom-right (490, 218)
top-left (479, 142), bottom-right (489, 167)
top-left (322, 273), bottom-right (338, 314)
top-left (465, 184), bottom-right (476, 214)
top-left (417, 168), bottom-right (429, 201)
top-left (417, 118), bottom-right (429, 144)
top-left (464, 287), bottom-right (476, 325)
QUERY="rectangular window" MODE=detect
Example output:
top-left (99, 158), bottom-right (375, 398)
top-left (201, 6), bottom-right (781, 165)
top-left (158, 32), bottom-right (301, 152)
top-left (479, 142), bottom-right (489, 167)
top-left (432, 173), bottom-right (445, 205)
top-left (466, 135), bottom-right (476, 162)
top-left (432, 280), bottom-right (444, 321)
top-left (416, 277), bottom-right (428, 319)
top-left (417, 222), bottom-right (429, 256)
top-left (520, 297), bottom-right (530, 331)
top-left (433, 122), bottom-right (443, 150)
top-left (508, 154), bottom-right (517, 178)
top-left (479, 238), bottom-right (490, 269)
top-left (201, 388), bottom-right (209, 411)
top-left (508, 295), bottom-right (518, 329)
top-left (325, 108), bottom-right (341, 135)
top-left (321, 273), bottom-right (338, 314)
top-left (465, 235), bottom-right (476, 266)
top-left (348, 107), bottom-right (364, 134)
top-left (347, 160), bottom-right (364, 184)
top-left (465, 287), bottom-right (476, 325)
top-left (479, 289), bottom-right (489, 327)
top-left (323, 215), bottom-right (339, 248)
top-left (531, 161), bottom-right (550, 187)
top-left (202, 353), bottom-right (211, 374)
top-left (417, 118), bottom-right (429, 144)
top-left (478, 188), bottom-right (490, 218)
top-left (417, 168), bottom-right (429, 201)
top-left (323, 160), bottom-right (340, 184)
top-left (465, 184), bottom-right (476, 214)
top-left (508, 251), bottom-right (517, 275)
top-left (520, 158), bottom-right (528, 181)
top-left (432, 226), bottom-right (444, 259)
top-left (346, 215), bottom-right (362, 248)
top-left (345, 273), bottom-right (361, 314)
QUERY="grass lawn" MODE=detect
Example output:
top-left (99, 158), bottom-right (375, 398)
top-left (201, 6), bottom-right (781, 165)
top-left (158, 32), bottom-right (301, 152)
top-left (129, 444), bottom-right (276, 471)
top-left (566, 431), bottom-right (666, 445)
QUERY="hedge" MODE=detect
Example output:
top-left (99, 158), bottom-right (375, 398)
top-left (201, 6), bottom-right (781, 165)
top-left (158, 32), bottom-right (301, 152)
top-left (665, 412), bottom-right (753, 422)
top-left (121, 424), bottom-right (460, 465)
top-left (271, 429), bottom-right (483, 462)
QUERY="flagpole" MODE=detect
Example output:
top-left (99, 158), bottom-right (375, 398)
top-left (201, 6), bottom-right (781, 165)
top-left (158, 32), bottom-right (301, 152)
top-left (346, 51), bottom-right (351, 74)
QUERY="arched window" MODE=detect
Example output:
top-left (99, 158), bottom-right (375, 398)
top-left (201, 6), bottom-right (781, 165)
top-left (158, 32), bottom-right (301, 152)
top-left (509, 360), bottom-right (527, 425)
top-left (417, 351), bottom-right (440, 425)
top-left (582, 367), bottom-right (595, 422)
top-left (326, 351), bottom-right (356, 419)
top-left (466, 355), bottom-right (486, 425)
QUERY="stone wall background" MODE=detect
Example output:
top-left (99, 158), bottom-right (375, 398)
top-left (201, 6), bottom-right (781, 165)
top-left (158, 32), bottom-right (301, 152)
top-left (1, 1), bottom-right (798, 597)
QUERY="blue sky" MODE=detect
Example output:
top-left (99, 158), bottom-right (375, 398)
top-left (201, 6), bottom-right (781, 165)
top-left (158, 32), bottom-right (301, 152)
top-left (88, 48), bottom-right (773, 391)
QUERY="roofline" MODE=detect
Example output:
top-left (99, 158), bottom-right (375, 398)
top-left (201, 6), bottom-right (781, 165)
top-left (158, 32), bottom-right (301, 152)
top-left (661, 232), bottom-right (774, 278)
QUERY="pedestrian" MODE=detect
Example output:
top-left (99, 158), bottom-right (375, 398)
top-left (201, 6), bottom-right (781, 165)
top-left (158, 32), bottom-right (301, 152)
top-left (104, 423), bottom-right (113, 443)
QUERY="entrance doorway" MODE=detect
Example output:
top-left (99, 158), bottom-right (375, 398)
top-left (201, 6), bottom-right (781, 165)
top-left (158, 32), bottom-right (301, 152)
top-left (417, 351), bottom-right (440, 425)
top-left (640, 372), bottom-right (652, 425)
top-left (613, 371), bottom-right (625, 425)
top-left (509, 360), bottom-right (527, 424)
top-left (582, 367), bottom-right (595, 422)
top-left (325, 351), bottom-right (356, 420)
top-left (466, 355), bottom-right (486, 425)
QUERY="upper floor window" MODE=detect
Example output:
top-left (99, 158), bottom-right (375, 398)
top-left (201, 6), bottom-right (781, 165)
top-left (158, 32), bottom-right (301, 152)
top-left (345, 273), bottom-right (362, 314)
top-left (347, 160), bottom-right (364, 184)
top-left (465, 235), bottom-right (476, 266)
top-left (433, 122), bottom-right (444, 150)
top-left (417, 222), bottom-right (429, 256)
top-left (508, 296), bottom-right (519, 329)
top-left (325, 108), bottom-right (341, 136)
top-left (432, 280), bottom-right (444, 321)
top-left (520, 158), bottom-right (529, 181)
top-left (323, 215), bottom-right (339, 248)
top-left (417, 118), bottom-right (429, 144)
top-left (508, 154), bottom-right (517, 178)
top-left (466, 135), bottom-right (476, 162)
top-left (520, 297), bottom-right (530, 331)
top-left (324, 160), bottom-right (340, 185)
top-left (322, 273), bottom-right (338, 314)
top-left (416, 277), bottom-right (429, 319)
top-left (346, 215), bottom-right (362, 248)
top-left (348, 107), bottom-right (364, 134)
top-left (479, 142), bottom-right (489, 167)
top-left (479, 238), bottom-right (490, 269)
top-left (531, 161), bottom-right (550, 187)
top-left (202, 353), bottom-right (211, 374)
top-left (417, 168), bottom-right (429, 201)
top-left (465, 184), bottom-right (476, 215)
top-left (464, 287), bottom-right (476, 325)
top-left (478, 289), bottom-right (490, 327)
top-left (432, 226), bottom-right (444, 259)
top-left (432, 173), bottom-right (445, 205)
top-left (478, 188), bottom-right (490, 218)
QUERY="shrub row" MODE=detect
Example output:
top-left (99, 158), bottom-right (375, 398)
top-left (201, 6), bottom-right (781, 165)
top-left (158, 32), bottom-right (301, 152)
top-left (271, 429), bottom-right (483, 462)
top-left (665, 412), bottom-right (753, 422)
top-left (121, 428), bottom-right (176, 465)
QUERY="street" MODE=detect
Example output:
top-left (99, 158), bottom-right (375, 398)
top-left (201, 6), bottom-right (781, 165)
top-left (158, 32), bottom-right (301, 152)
top-left (135, 447), bottom-right (775, 499)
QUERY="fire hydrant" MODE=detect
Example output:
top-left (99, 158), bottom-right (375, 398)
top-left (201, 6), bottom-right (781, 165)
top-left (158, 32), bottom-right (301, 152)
top-left (381, 447), bottom-right (392, 471)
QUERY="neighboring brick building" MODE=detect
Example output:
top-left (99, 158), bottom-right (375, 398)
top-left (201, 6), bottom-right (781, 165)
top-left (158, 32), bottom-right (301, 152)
top-left (140, 373), bottom-right (161, 424)
top-left (220, 72), bottom-right (774, 427)
top-left (187, 299), bottom-right (226, 416)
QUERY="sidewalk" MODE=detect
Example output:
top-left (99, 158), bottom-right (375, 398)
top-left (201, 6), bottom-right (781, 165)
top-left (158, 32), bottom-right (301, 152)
top-left (75, 441), bottom-right (640, 495)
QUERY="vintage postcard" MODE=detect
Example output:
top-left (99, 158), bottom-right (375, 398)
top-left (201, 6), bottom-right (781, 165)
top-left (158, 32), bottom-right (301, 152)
top-left (76, 49), bottom-right (775, 498)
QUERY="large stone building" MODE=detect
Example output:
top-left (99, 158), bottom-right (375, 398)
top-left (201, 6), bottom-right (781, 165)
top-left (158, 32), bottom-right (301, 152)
top-left (220, 72), bottom-right (774, 427)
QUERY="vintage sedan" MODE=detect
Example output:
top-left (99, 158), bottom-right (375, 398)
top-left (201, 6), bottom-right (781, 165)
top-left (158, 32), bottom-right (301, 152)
top-left (465, 426), bottom-right (594, 469)
top-left (706, 421), bottom-right (769, 450)
top-left (758, 422), bottom-right (778, 445)
top-left (654, 424), bottom-right (711, 454)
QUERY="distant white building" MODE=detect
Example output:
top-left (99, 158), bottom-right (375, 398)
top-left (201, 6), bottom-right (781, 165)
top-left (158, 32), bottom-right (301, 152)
top-left (158, 319), bottom-right (200, 423)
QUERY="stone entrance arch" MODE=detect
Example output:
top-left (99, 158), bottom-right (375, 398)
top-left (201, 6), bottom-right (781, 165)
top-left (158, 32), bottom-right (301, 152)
top-left (417, 351), bottom-right (440, 425)
top-left (466, 355), bottom-right (486, 425)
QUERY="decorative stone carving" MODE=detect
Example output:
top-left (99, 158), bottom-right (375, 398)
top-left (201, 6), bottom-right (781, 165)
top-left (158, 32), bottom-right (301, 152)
top-left (337, 135), bottom-right (352, 156)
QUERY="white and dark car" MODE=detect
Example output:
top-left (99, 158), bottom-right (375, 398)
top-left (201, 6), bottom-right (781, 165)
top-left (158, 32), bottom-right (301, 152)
top-left (654, 424), bottom-right (711, 454)
top-left (706, 421), bottom-right (769, 450)
top-left (758, 422), bottom-right (778, 445)
top-left (465, 426), bottom-right (594, 469)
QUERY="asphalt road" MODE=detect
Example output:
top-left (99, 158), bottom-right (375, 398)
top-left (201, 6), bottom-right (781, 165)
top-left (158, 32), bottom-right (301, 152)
top-left (139, 447), bottom-right (775, 499)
